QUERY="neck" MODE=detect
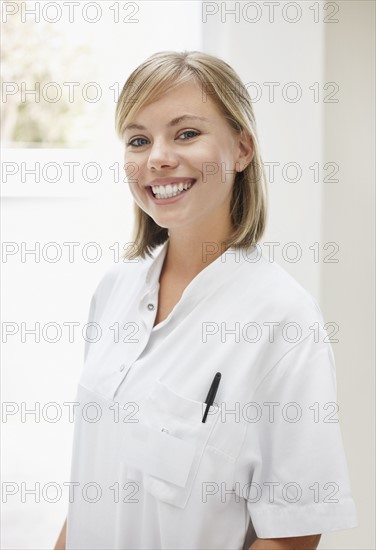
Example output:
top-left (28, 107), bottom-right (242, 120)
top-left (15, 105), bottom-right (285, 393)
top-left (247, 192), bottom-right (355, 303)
top-left (162, 221), bottom-right (234, 280)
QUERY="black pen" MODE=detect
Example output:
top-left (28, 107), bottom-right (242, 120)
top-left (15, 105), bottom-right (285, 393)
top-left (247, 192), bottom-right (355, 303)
top-left (202, 372), bottom-right (221, 423)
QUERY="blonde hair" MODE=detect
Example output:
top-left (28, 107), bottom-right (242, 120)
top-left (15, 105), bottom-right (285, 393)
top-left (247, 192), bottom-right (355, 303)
top-left (115, 50), bottom-right (268, 260)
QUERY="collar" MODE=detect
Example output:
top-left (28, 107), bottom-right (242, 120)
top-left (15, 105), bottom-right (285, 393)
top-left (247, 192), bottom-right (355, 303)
top-left (144, 240), bottom-right (169, 291)
top-left (142, 239), bottom-right (252, 317)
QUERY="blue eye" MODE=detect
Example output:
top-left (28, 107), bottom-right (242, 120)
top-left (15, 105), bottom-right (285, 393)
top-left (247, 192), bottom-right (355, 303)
top-left (127, 137), bottom-right (148, 147)
top-left (127, 130), bottom-right (199, 148)
top-left (178, 130), bottom-right (199, 140)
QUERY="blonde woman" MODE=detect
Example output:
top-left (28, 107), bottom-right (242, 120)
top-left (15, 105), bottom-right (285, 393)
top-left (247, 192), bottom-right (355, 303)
top-left (55, 51), bottom-right (357, 550)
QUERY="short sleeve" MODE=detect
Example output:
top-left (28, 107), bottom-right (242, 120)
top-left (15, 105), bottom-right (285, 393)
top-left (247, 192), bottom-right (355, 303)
top-left (237, 329), bottom-right (358, 538)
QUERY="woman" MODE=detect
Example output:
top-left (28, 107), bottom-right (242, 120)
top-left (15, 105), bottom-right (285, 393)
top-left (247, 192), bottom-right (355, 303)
top-left (55, 51), bottom-right (358, 550)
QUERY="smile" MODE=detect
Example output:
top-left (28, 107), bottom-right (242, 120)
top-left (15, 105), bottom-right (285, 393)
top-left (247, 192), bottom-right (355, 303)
top-left (151, 181), bottom-right (195, 199)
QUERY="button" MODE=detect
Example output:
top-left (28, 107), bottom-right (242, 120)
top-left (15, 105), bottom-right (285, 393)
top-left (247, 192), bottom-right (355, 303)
top-left (147, 303), bottom-right (155, 310)
top-left (120, 364), bottom-right (125, 372)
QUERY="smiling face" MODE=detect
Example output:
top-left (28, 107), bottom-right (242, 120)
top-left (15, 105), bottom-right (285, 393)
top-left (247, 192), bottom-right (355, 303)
top-left (123, 79), bottom-right (251, 238)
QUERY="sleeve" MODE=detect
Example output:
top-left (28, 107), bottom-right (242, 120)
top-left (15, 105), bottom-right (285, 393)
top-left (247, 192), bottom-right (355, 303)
top-left (240, 329), bottom-right (358, 538)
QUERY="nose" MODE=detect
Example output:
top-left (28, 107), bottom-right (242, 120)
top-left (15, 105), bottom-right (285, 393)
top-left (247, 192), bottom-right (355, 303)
top-left (147, 139), bottom-right (179, 171)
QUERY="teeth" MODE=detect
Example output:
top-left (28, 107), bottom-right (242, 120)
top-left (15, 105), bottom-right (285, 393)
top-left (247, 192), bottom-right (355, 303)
top-left (151, 181), bottom-right (194, 199)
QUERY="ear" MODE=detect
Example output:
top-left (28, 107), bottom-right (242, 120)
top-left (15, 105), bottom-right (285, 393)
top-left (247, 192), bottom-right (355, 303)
top-left (235, 130), bottom-right (254, 172)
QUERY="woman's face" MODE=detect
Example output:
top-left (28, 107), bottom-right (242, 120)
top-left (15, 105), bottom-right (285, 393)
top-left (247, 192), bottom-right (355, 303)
top-left (123, 79), bottom-right (250, 235)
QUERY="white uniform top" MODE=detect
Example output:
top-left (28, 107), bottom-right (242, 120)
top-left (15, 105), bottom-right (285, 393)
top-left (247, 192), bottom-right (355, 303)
top-left (66, 240), bottom-right (358, 550)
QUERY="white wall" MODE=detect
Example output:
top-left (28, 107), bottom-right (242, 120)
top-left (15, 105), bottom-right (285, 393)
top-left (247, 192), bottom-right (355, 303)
top-left (321, 2), bottom-right (375, 549)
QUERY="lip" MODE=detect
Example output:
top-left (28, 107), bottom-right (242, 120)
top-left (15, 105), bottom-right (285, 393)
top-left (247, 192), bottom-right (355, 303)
top-left (146, 178), bottom-right (197, 205)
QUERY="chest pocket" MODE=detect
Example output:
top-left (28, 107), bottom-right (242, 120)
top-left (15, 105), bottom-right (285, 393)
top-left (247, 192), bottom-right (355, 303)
top-left (121, 379), bottom-right (246, 509)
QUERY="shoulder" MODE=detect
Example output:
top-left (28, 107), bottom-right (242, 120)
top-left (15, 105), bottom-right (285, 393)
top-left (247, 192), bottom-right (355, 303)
top-left (237, 249), bottom-right (324, 325)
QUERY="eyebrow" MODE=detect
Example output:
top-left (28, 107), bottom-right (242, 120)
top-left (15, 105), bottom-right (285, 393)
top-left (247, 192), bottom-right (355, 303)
top-left (124, 114), bottom-right (210, 132)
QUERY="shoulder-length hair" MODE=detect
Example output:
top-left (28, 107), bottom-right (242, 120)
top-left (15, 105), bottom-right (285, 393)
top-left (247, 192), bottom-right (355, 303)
top-left (115, 50), bottom-right (268, 260)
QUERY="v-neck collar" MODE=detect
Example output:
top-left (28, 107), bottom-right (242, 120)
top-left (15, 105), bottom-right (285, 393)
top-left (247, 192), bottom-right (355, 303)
top-left (143, 239), bottom-right (249, 321)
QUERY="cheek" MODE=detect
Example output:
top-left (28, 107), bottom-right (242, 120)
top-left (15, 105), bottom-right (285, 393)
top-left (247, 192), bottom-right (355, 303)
top-left (193, 143), bottom-right (233, 173)
top-left (189, 148), bottom-right (218, 184)
top-left (124, 159), bottom-right (146, 186)
top-left (197, 153), bottom-right (235, 189)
